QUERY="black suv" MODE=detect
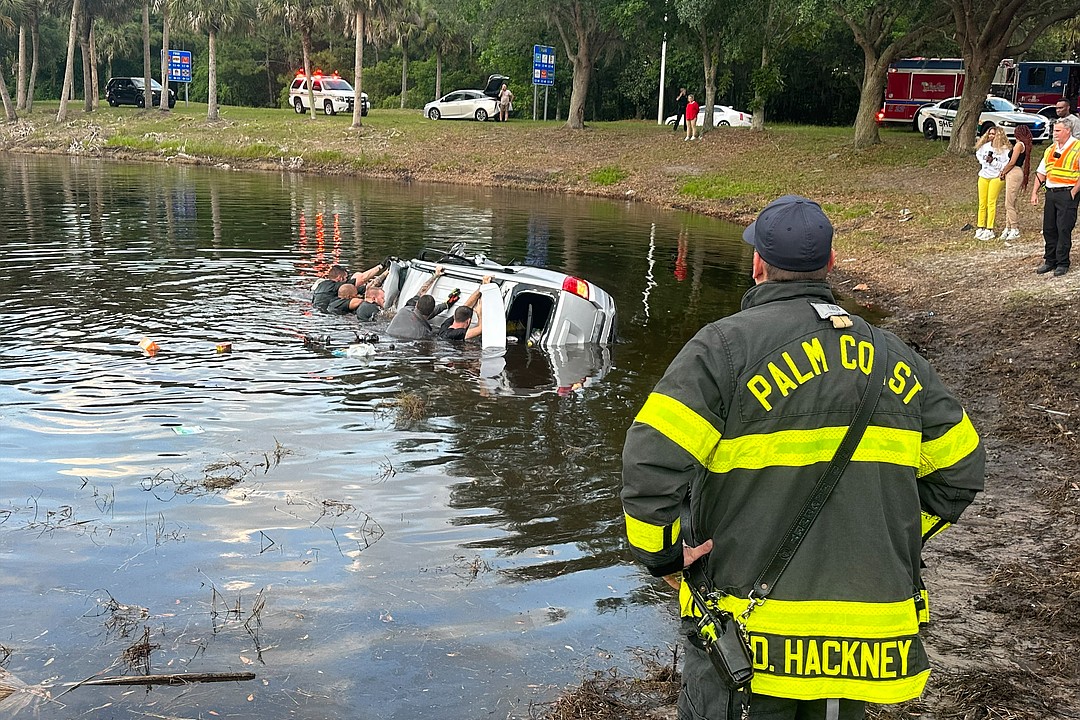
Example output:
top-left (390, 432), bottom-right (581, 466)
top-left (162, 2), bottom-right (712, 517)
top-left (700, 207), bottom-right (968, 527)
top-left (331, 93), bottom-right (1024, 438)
top-left (105, 77), bottom-right (176, 108)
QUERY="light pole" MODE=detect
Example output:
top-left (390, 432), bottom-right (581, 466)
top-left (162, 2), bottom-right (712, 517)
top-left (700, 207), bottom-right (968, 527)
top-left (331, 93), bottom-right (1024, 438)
top-left (657, 9), bottom-right (668, 124)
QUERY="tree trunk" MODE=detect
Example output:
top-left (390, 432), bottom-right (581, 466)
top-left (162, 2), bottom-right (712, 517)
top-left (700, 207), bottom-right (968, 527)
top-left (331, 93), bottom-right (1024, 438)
top-left (350, 11), bottom-right (365, 129)
top-left (434, 49), bottom-right (442, 99)
top-left (57, 0), bottom-right (81, 122)
top-left (399, 43), bottom-right (408, 109)
top-left (27, 12), bottom-right (39, 112)
top-left (751, 43), bottom-right (769, 131)
top-left (89, 24), bottom-right (99, 109)
top-left (566, 54), bottom-right (591, 129)
top-left (0, 60), bottom-right (18, 121)
top-left (852, 50), bottom-right (889, 149)
top-left (301, 30), bottom-right (316, 119)
top-left (700, 31), bottom-right (719, 132)
top-left (16, 25), bottom-right (26, 110)
top-left (947, 56), bottom-right (999, 153)
top-left (160, 5), bottom-right (171, 111)
top-left (142, 3), bottom-right (151, 111)
top-left (80, 12), bottom-right (93, 112)
top-left (207, 29), bottom-right (218, 120)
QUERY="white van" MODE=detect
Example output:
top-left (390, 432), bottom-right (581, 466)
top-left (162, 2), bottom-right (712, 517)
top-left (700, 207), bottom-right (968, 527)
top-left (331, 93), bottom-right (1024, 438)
top-left (383, 245), bottom-right (618, 349)
top-left (289, 72), bottom-right (369, 116)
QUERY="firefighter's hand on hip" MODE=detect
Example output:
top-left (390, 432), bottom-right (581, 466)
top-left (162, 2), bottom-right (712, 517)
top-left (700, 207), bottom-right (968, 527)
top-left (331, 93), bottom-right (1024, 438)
top-left (663, 539), bottom-right (714, 590)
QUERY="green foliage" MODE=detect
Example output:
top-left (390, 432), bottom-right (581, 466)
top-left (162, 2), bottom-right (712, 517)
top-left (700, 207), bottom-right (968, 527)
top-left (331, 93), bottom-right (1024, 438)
top-left (588, 166), bottom-right (628, 185)
top-left (749, 64), bottom-right (784, 111)
top-left (680, 174), bottom-right (781, 200)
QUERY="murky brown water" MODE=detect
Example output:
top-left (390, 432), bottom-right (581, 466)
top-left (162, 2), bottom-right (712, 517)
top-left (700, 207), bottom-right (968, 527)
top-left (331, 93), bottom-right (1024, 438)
top-left (0, 155), bottom-right (753, 718)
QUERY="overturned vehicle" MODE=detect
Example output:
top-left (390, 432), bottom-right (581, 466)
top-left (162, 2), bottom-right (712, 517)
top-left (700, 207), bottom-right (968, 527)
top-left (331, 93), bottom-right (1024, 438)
top-left (383, 246), bottom-right (618, 349)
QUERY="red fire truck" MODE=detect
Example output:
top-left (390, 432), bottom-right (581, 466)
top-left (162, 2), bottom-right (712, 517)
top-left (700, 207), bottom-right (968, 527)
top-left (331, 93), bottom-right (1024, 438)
top-left (878, 58), bottom-right (966, 129)
top-left (879, 57), bottom-right (1080, 129)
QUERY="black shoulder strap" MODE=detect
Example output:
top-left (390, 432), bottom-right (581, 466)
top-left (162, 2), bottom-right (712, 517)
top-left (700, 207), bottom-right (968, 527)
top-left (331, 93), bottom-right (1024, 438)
top-left (750, 323), bottom-right (888, 599)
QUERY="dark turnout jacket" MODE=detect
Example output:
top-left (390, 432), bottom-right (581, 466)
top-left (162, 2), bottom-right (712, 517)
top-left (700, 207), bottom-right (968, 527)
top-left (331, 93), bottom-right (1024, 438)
top-left (621, 281), bottom-right (984, 704)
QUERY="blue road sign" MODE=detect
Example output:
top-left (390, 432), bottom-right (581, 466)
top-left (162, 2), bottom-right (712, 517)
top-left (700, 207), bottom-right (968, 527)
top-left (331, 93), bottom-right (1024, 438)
top-left (167, 50), bottom-right (193, 83)
top-left (533, 44), bottom-right (555, 86)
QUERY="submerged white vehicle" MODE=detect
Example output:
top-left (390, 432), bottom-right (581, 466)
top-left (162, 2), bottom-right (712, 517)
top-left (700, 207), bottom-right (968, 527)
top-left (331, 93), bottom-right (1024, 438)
top-left (383, 245), bottom-right (618, 349)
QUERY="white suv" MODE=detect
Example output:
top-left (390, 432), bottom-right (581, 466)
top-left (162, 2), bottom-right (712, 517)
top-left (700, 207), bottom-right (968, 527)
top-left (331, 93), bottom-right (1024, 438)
top-left (289, 72), bottom-right (369, 116)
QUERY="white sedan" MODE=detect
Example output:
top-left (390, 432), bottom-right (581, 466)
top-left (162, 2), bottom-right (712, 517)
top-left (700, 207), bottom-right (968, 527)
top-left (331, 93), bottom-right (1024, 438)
top-left (665, 104), bottom-right (752, 127)
top-left (424, 90), bottom-right (500, 122)
top-left (916, 96), bottom-right (1050, 141)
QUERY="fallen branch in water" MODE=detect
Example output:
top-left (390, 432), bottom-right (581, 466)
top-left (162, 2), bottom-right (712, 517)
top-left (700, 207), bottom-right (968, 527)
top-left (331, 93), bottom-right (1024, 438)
top-left (66, 672), bottom-right (256, 688)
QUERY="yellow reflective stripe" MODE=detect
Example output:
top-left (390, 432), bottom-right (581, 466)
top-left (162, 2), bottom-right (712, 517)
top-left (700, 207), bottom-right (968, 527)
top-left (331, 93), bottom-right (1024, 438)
top-left (712, 596), bottom-right (920, 638)
top-left (707, 425), bottom-right (920, 474)
top-left (918, 411), bottom-right (980, 478)
top-left (921, 511), bottom-right (951, 540)
top-left (679, 580), bottom-right (700, 618)
top-left (624, 512), bottom-right (679, 554)
top-left (751, 669), bottom-right (929, 704)
top-left (634, 392), bottom-right (720, 467)
top-left (1046, 143), bottom-right (1080, 184)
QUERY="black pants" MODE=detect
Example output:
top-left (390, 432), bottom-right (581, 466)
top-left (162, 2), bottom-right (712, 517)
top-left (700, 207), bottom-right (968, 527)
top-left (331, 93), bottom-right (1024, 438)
top-left (1042, 187), bottom-right (1079, 268)
top-left (674, 110), bottom-right (685, 130)
top-left (678, 639), bottom-right (865, 720)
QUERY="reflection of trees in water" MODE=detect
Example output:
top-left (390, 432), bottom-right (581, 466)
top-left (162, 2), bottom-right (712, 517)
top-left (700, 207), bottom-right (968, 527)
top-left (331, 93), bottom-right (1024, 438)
top-left (404, 361), bottom-right (634, 582)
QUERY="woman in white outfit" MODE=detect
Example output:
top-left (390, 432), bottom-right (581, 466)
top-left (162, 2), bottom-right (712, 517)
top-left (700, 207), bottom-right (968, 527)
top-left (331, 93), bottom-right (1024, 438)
top-left (974, 124), bottom-right (1012, 240)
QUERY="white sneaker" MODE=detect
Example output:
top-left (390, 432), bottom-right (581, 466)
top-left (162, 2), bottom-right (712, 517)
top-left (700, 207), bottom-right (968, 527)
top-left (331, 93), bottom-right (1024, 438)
top-left (1005, 228), bottom-right (1020, 240)
top-left (985, 230), bottom-right (996, 240)
top-left (975, 229), bottom-right (987, 240)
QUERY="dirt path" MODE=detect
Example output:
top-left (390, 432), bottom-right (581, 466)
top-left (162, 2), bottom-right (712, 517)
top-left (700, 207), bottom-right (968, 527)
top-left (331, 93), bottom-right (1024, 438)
top-left (3, 111), bottom-right (1078, 718)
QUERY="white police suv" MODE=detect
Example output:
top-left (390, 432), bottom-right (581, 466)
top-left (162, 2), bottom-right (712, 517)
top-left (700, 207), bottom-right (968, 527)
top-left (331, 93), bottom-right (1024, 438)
top-left (289, 71), bottom-right (369, 116)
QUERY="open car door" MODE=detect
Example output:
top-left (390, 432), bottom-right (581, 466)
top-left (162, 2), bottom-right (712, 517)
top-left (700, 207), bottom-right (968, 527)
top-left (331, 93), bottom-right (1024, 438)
top-left (480, 283), bottom-right (506, 350)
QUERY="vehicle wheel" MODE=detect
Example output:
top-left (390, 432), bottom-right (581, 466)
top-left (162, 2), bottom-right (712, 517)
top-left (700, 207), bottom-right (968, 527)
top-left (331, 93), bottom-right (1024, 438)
top-left (719, 120), bottom-right (730, 127)
top-left (361, 107), bottom-right (368, 117)
top-left (293, 98), bottom-right (304, 114)
top-left (1037, 106), bottom-right (1056, 121)
top-left (324, 100), bottom-right (335, 116)
top-left (475, 108), bottom-right (489, 122)
top-left (136, 93), bottom-right (145, 108)
top-left (108, 98), bottom-right (118, 107)
top-left (428, 108), bottom-right (441, 120)
top-left (169, 98), bottom-right (176, 109)
top-left (912, 106), bottom-right (931, 133)
top-left (922, 118), bottom-right (939, 141)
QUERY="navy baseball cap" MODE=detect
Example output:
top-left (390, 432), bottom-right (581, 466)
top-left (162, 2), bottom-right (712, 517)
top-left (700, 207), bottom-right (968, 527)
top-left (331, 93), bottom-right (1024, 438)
top-left (742, 195), bottom-right (833, 272)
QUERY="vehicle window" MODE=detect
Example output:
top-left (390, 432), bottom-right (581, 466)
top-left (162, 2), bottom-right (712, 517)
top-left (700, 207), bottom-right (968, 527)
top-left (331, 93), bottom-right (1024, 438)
top-left (445, 93), bottom-right (462, 102)
top-left (985, 98), bottom-right (1015, 112)
top-left (291, 79), bottom-right (304, 91)
top-left (1027, 66), bottom-right (1047, 88)
top-left (312, 81), bottom-right (322, 92)
top-left (150, 79), bottom-right (163, 90)
top-left (323, 79), bottom-right (352, 91)
top-left (132, 79), bottom-right (144, 89)
top-left (941, 99), bottom-right (959, 111)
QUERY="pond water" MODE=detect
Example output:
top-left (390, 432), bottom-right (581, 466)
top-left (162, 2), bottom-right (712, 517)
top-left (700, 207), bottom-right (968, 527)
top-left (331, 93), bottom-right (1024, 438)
top-left (0, 155), bottom-right (753, 718)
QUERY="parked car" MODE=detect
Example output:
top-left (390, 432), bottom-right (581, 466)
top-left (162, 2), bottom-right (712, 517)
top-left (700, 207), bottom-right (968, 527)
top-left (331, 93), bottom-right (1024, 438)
top-left (105, 77), bottom-right (175, 108)
top-left (424, 90), bottom-right (500, 122)
top-left (915, 95), bottom-right (1049, 141)
top-left (383, 244), bottom-right (618, 348)
top-left (289, 72), bottom-right (368, 116)
top-left (665, 104), bottom-right (752, 127)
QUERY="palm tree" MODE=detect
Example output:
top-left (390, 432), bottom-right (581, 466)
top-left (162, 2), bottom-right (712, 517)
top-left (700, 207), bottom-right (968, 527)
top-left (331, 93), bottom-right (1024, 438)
top-left (386, 0), bottom-right (421, 109)
top-left (0, 0), bottom-right (27, 120)
top-left (19, 0), bottom-right (40, 111)
top-left (155, 0), bottom-right (169, 110)
top-left (173, 0), bottom-right (254, 120)
top-left (93, 19), bottom-right (137, 81)
top-left (337, 0), bottom-right (389, 129)
top-left (259, 0), bottom-right (335, 119)
top-left (57, 0), bottom-right (81, 121)
top-left (424, 7), bottom-right (463, 100)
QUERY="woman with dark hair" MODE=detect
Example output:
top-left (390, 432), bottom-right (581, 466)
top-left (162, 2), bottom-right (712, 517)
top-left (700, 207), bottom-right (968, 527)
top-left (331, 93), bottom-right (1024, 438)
top-left (1000, 125), bottom-right (1034, 241)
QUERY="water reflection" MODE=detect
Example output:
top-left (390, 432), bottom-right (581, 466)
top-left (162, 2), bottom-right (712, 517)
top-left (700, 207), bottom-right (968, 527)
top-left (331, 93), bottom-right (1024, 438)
top-left (0, 154), bottom-right (753, 719)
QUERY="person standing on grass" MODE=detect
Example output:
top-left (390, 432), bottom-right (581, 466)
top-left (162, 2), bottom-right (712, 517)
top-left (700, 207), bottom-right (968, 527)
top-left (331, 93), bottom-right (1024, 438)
top-left (1054, 99), bottom-right (1080, 139)
top-left (673, 88), bottom-right (688, 133)
top-left (685, 93), bottom-right (700, 141)
top-left (1031, 120), bottom-right (1080, 277)
top-left (999, 125), bottom-right (1033, 241)
top-left (498, 84), bottom-right (513, 122)
top-left (973, 124), bottom-right (1010, 240)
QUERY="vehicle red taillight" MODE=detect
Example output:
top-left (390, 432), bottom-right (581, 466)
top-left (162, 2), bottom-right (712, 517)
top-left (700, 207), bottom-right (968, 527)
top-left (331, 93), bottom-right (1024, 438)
top-left (876, 110), bottom-right (884, 122)
top-left (562, 276), bottom-right (590, 300)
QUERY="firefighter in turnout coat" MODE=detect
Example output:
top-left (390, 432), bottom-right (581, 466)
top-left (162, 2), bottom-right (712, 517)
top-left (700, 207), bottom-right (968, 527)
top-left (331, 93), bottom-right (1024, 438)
top-left (621, 195), bottom-right (985, 720)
